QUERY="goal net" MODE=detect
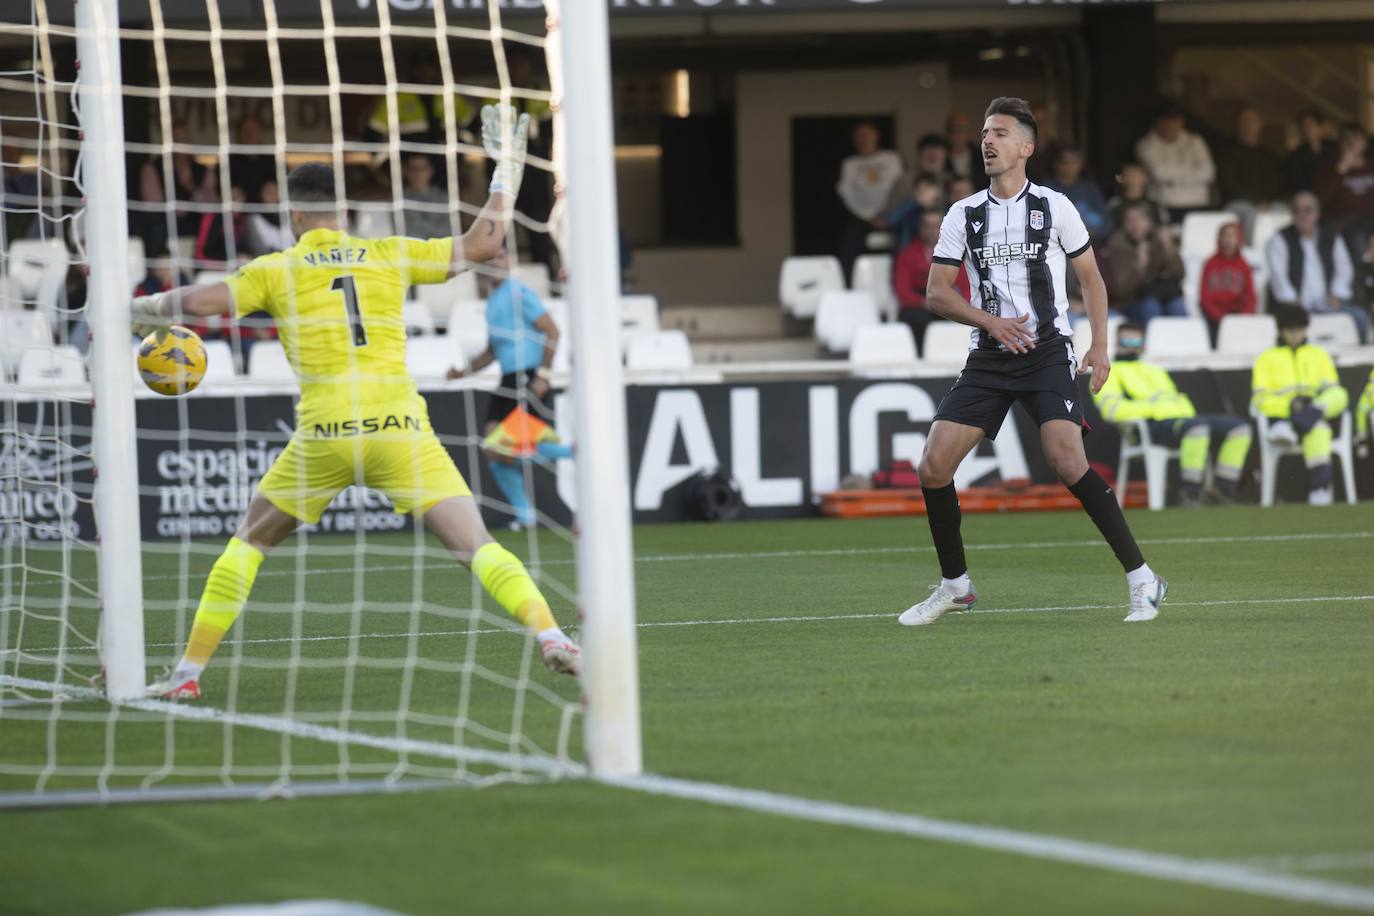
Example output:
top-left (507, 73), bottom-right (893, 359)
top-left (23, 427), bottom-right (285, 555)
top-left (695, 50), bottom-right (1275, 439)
top-left (0, 0), bottom-right (639, 805)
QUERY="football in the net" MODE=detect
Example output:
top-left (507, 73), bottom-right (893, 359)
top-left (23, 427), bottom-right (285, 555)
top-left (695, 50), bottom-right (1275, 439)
top-left (137, 325), bottom-right (208, 396)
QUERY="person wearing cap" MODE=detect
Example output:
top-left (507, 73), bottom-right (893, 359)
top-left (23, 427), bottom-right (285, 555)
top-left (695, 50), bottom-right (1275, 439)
top-left (1094, 322), bottom-right (1252, 506)
top-left (1251, 306), bottom-right (1350, 505)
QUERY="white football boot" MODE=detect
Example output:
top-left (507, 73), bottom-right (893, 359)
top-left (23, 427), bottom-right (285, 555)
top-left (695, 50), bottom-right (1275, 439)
top-left (539, 638), bottom-right (581, 676)
top-left (145, 669), bottom-right (202, 700)
top-left (1124, 574), bottom-right (1168, 623)
top-left (898, 583), bottom-right (977, 626)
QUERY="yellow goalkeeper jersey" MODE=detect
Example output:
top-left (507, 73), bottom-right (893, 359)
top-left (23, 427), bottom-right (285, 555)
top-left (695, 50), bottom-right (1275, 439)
top-left (226, 228), bottom-right (452, 427)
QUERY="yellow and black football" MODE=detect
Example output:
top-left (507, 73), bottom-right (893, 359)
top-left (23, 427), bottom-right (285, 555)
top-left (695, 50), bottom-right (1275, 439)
top-left (137, 325), bottom-right (208, 396)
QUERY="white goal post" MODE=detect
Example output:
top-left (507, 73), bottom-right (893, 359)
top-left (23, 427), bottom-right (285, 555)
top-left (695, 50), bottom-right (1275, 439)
top-left (0, 0), bottom-right (640, 804)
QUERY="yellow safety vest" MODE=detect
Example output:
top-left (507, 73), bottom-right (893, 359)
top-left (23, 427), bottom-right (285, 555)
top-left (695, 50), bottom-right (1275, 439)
top-left (1251, 343), bottom-right (1340, 418)
top-left (1092, 360), bottom-right (1195, 423)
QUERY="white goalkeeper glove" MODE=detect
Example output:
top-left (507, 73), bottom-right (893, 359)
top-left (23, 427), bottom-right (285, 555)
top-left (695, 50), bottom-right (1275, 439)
top-left (481, 103), bottom-right (530, 199)
top-left (130, 291), bottom-right (176, 339)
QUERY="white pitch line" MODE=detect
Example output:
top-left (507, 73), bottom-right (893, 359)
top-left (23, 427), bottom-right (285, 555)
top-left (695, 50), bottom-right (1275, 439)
top-left (7, 593), bottom-right (1374, 659)
top-left (2, 671), bottom-right (1371, 912)
top-left (1226, 852), bottom-right (1374, 874)
top-left (13, 530), bottom-right (1374, 589)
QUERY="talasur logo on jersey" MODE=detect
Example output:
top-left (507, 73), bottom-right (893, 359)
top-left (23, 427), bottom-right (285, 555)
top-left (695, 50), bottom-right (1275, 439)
top-left (971, 241), bottom-right (1043, 269)
top-left (1030, 209), bottom-right (1045, 230)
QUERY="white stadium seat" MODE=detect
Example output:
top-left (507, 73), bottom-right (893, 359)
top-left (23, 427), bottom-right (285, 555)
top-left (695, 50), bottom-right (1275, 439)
top-left (620, 294), bottom-right (660, 348)
top-left (401, 302), bottom-right (436, 336)
top-left (17, 345), bottom-right (85, 388)
top-left (198, 340), bottom-right (238, 390)
top-left (126, 236), bottom-right (146, 292)
top-left (1253, 407), bottom-right (1356, 507)
top-left (849, 323), bottom-right (917, 377)
top-left (778, 255), bottom-right (843, 319)
top-left (1182, 252), bottom-right (1205, 317)
top-left (543, 298), bottom-right (572, 374)
top-left (446, 299), bottom-right (490, 361)
top-left (625, 329), bottom-right (693, 371)
top-left (922, 320), bottom-right (973, 369)
top-left (1071, 315), bottom-right (1124, 361)
top-left (1215, 314), bottom-right (1277, 357)
top-left (406, 335), bottom-right (463, 380)
top-left (513, 262), bottom-right (552, 300)
top-left (1308, 312), bottom-right (1361, 350)
top-left (0, 309), bottom-right (53, 378)
top-left (352, 205), bottom-right (394, 240)
top-left (1250, 209), bottom-right (1291, 251)
top-left (6, 238), bottom-right (69, 330)
top-left (247, 340), bottom-right (295, 383)
top-left (416, 272), bottom-right (480, 328)
top-left (1180, 211), bottom-right (1236, 261)
top-left (1142, 316), bottom-right (1210, 361)
top-left (851, 254), bottom-right (897, 322)
top-left (814, 290), bottom-right (879, 354)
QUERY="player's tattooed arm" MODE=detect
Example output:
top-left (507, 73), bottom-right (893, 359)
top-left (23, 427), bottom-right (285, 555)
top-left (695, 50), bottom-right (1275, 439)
top-left (1069, 248), bottom-right (1111, 392)
top-left (454, 193), bottom-right (513, 273)
top-left (926, 262), bottom-right (1037, 354)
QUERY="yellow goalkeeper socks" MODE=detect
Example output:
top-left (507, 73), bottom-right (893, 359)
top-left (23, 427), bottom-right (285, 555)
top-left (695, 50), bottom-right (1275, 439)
top-left (178, 537), bottom-right (264, 675)
top-left (471, 542), bottom-right (558, 634)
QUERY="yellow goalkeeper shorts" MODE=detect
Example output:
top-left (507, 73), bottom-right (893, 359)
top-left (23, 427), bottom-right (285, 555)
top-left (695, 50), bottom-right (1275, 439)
top-left (256, 406), bottom-right (470, 523)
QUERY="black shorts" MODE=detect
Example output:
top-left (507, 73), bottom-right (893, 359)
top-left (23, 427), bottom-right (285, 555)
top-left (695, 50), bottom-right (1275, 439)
top-left (485, 371), bottom-right (554, 429)
top-left (934, 335), bottom-right (1083, 439)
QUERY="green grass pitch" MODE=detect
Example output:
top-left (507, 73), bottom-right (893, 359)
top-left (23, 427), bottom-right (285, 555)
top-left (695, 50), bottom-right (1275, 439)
top-left (3, 504), bottom-right (1373, 915)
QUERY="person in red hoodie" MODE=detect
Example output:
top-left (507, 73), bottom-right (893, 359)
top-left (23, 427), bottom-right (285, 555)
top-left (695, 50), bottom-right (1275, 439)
top-left (1198, 220), bottom-right (1256, 344)
top-left (893, 209), bottom-right (970, 355)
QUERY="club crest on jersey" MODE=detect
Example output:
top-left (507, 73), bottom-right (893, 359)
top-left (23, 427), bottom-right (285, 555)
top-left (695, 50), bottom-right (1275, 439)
top-left (1030, 209), bottom-right (1045, 230)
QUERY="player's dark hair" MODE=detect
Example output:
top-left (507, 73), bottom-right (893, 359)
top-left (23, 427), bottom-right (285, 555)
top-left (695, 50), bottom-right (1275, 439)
top-left (285, 162), bottom-right (336, 204)
top-left (983, 97), bottom-right (1037, 143)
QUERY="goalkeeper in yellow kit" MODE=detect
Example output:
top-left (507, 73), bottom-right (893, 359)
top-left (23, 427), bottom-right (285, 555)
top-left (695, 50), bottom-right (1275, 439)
top-left (134, 106), bottom-right (579, 700)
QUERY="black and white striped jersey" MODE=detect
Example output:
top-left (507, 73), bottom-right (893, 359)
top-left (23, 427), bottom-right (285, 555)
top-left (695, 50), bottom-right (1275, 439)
top-left (933, 180), bottom-right (1092, 352)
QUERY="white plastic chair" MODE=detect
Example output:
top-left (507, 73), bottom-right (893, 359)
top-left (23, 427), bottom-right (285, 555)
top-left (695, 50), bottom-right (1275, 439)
top-left (401, 302), bottom-right (436, 336)
top-left (1250, 210), bottom-right (1291, 252)
top-left (850, 323), bottom-right (918, 377)
top-left (814, 290), bottom-right (879, 354)
top-left (779, 255), bottom-right (844, 319)
top-left (17, 345), bottom-right (85, 388)
top-left (352, 205), bottom-right (394, 240)
top-left (247, 340), bottom-right (295, 383)
top-left (1182, 252), bottom-right (1206, 317)
top-left (1252, 407), bottom-right (1356, 507)
top-left (1308, 313), bottom-right (1360, 350)
top-left (197, 340), bottom-right (237, 391)
top-left (1072, 315), bottom-right (1125, 361)
top-left (1215, 314), bottom-right (1278, 357)
top-left (406, 335), bottom-right (463, 381)
top-left (0, 309), bottom-right (54, 378)
top-left (1114, 419), bottom-right (1187, 511)
top-left (5, 238), bottom-right (69, 330)
top-left (851, 254), bottom-right (897, 322)
top-left (513, 262), bottom-right (552, 300)
top-left (0, 275), bottom-right (24, 310)
top-left (1180, 211), bottom-right (1236, 261)
top-left (922, 320), bottom-right (974, 368)
top-left (1142, 316), bottom-right (1211, 361)
top-left (625, 330), bottom-right (693, 371)
top-left (620, 294), bottom-right (660, 348)
top-left (416, 272), bottom-right (480, 328)
top-left (446, 299), bottom-right (490, 362)
top-left (544, 298), bottom-right (571, 374)
top-left (126, 236), bottom-right (146, 293)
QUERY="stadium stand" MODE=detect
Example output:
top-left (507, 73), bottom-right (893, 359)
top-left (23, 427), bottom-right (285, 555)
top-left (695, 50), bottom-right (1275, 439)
top-left (814, 290), bottom-right (880, 354)
top-left (850, 254), bottom-right (897, 322)
top-left (1143, 316), bottom-right (1211, 361)
top-left (849, 323), bottom-right (919, 378)
top-left (1215, 313), bottom-right (1278, 356)
top-left (17, 344), bottom-right (84, 388)
top-left (779, 255), bottom-right (844, 319)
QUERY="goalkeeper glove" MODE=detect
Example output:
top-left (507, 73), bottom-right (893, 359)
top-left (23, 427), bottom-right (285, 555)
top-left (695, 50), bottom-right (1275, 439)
top-left (481, 103), bottom-right (530, 198)
top-left (130, 291), bottom-right (175, 338)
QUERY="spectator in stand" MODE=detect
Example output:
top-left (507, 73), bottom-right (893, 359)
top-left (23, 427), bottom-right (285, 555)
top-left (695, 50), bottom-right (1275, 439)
top-left (1219, 107), bottom-right (1285, 238)
top-left (1026, 103), bottom-right (1063, 186)
top-left (228, 113), bottom-right (274, 204)
top-left (363, 53), bottom-right (475, 183)
top-left (1107, 161), bottom-right (1167, 230)
top-left (892, 209), bottom-right (970, 356)
top-left (1284, 110), bottom-right (1337, 194)
top-left (1199, 221), bottom-right (1256, 344)
top-left (1046, 147), bottom-right (1111, 242)
top-left (1357, 368), bottom-right (1374, 454)
top-left (1094, 321), bottom-right (1252, 506)
top-left (1135, 105), bottom-right (1215, 221)
top-left (914, 134), bottom-right (950, 189)
top-left (170, 121), bottom-right (218, 238)
top-left (946, 175), bottom-right (975, 207)
top-left (882, 172), bottom-right (943, 256)
top-left (195, 185), bottom-right (248, 267)
top-left (1353, 234), bottom-right (1374, 316)
top-left (245, 179), bottom-right (293, 255)
top-left (2, 141), bottom-right (39, 243)
top-left (1252, 306), bottom-right (1349, 505)
top-left (128, 157), bottom-right (170, 259)
top-left (835, 120), bottom-right (904, 282)
top-left (943, 110), bottom-right (988, 189)
top-left (1107, 201), bottom-right (1188, 325)
top-left (1265, 191), bottom-right (1369, 342)
top-left (398, 153), bottom-right (453, 240)
top-left (1316, 123), bottom-right (1374, 247)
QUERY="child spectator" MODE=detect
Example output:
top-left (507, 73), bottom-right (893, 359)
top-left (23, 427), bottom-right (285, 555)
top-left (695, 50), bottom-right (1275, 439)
top-left (882, 172), bottom-right (943, 255)
top-left (1046, 148), bottom-right (1111, 242)
top-left (1108, 162), bottom-right (1167, 231)
top-left (1199, 221), bottom-right (1256, 344)
top-left (892, 210), bottom-right (969, 356)
top-left (1106, 202), bottom-right (1188, 325)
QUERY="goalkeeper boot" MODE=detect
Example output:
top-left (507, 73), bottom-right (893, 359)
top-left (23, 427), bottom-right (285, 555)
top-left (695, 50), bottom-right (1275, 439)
top-left (1124, 574), bottom-right (1168, 623)
top-left (898, 583), bottom-right (977, 626)
top-left (146, 669), bottom-right (202, 701)
top-left (539, 637), bottom-right (581, 677)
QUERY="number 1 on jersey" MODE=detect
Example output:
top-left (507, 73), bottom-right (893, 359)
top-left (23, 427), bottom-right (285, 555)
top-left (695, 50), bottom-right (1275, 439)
top-left (331, 275), bottom-right (367, 347)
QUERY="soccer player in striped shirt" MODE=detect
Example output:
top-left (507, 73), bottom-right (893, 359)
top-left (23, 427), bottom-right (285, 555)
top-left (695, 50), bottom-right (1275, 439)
top-left (899, 97), bottom-right (1167, 626)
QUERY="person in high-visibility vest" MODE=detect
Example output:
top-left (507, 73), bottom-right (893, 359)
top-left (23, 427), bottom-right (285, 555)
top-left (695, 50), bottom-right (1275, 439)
top-left (1252, 306), bottom-right (1350, 505)
top-left (1093, 321), bottom-right (1252, 506)
top-left (363, 54), bottom-right (476, 183)
top-left (1355, 367), bottom-right (1374, 458)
